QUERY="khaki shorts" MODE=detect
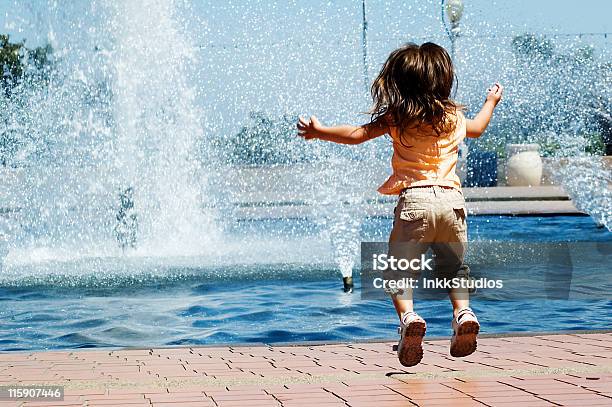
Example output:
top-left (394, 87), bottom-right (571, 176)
top-left (386, 186), bottom-right (470, 295)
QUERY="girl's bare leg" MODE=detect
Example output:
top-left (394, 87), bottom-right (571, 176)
top-left (392, 297), bottom-right (413, 318)
top-left (449, 289), bottom-right (470, 317)
top-left (391, 288), bottom-right (414, 319)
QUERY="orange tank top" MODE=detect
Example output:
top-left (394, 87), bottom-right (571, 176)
top-left (378, 111), bottom-right (466, 195)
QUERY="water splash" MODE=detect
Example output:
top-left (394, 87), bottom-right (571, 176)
top-left (550, 138), bottom-right (611, 230)
top-left (104, 0), bottom-right (218, 255)
top-left (1, 0), bottom-right (219, 265)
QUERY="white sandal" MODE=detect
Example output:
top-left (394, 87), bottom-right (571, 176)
top-left (396, 311), bottom-right (427, 367)
top-left (450, 307), bottom-right (480, 357)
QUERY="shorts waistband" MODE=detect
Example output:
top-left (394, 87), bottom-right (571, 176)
top-left (401, 185), bottom-right (461, 193)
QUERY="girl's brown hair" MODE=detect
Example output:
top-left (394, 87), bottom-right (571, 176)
top-left (370, 42), bottom-right (462, 138)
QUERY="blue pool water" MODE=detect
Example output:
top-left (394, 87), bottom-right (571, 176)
top-left (0, 215), bottom-right (610, 351)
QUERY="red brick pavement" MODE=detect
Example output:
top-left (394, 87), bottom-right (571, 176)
top-left (0, 332), bottom-right (610, 406)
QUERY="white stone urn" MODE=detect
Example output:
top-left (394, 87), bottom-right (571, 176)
top-left (505, 144), bottom-right (543, 187)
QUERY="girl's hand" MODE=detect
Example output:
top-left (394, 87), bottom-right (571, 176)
top-left (467, 83), bottom-right (504, 138)
top-left (486, 83), bottom-right (504, 106)
top-left (297, 116), bottom-right (324, 140)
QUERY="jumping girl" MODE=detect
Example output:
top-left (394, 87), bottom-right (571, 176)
top-left (297, 42), bottom-right (503, 366)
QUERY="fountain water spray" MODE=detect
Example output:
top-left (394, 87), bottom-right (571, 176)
top-left (1, 0), bottom-right (219, 267)
top-left (105, 0), bottom-right (218, 255)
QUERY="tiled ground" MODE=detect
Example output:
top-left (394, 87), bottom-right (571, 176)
top-left (0, 332), bottom-right (611, 406)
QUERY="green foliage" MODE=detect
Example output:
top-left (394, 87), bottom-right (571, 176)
top-left (1, 34), bottom-right (54, 166)
top-left (537, 138), bottom-right (562, 158)
top-left (0, 34), bottom-right (53, 95)
top-left (0, 127), bottom-right (21, 167)
top-left (511, 34), bottom-right (554, 60)
top-left (225, 111), bottom-right (320, 165)
top-left (0, 34), bottom-right (24, 92)
top-left (584, 132), bottom-right (604, 155)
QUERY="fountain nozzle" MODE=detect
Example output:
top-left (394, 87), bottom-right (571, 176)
top-left (343, 276), bottom-right (354, 293)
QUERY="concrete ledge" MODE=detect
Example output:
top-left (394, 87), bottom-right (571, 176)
top-left (233, 199), bottom-right (582, 221)
top-left (463, 186), bottom-right (570, 201)
top-left (465, 199), bottom-right (580, 216)
top-left (233, 186), bottom-right (571, 207)
top-left (230, 186), bottom-right (580, 220)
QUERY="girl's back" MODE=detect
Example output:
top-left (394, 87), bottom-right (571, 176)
top-left (379, 111), bottom-right (467, 195)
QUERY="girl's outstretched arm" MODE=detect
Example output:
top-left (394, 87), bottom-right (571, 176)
top-left (297, 116), bottom-right (388, 145)
top-left (466, 83), bottom-right (503, 138)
